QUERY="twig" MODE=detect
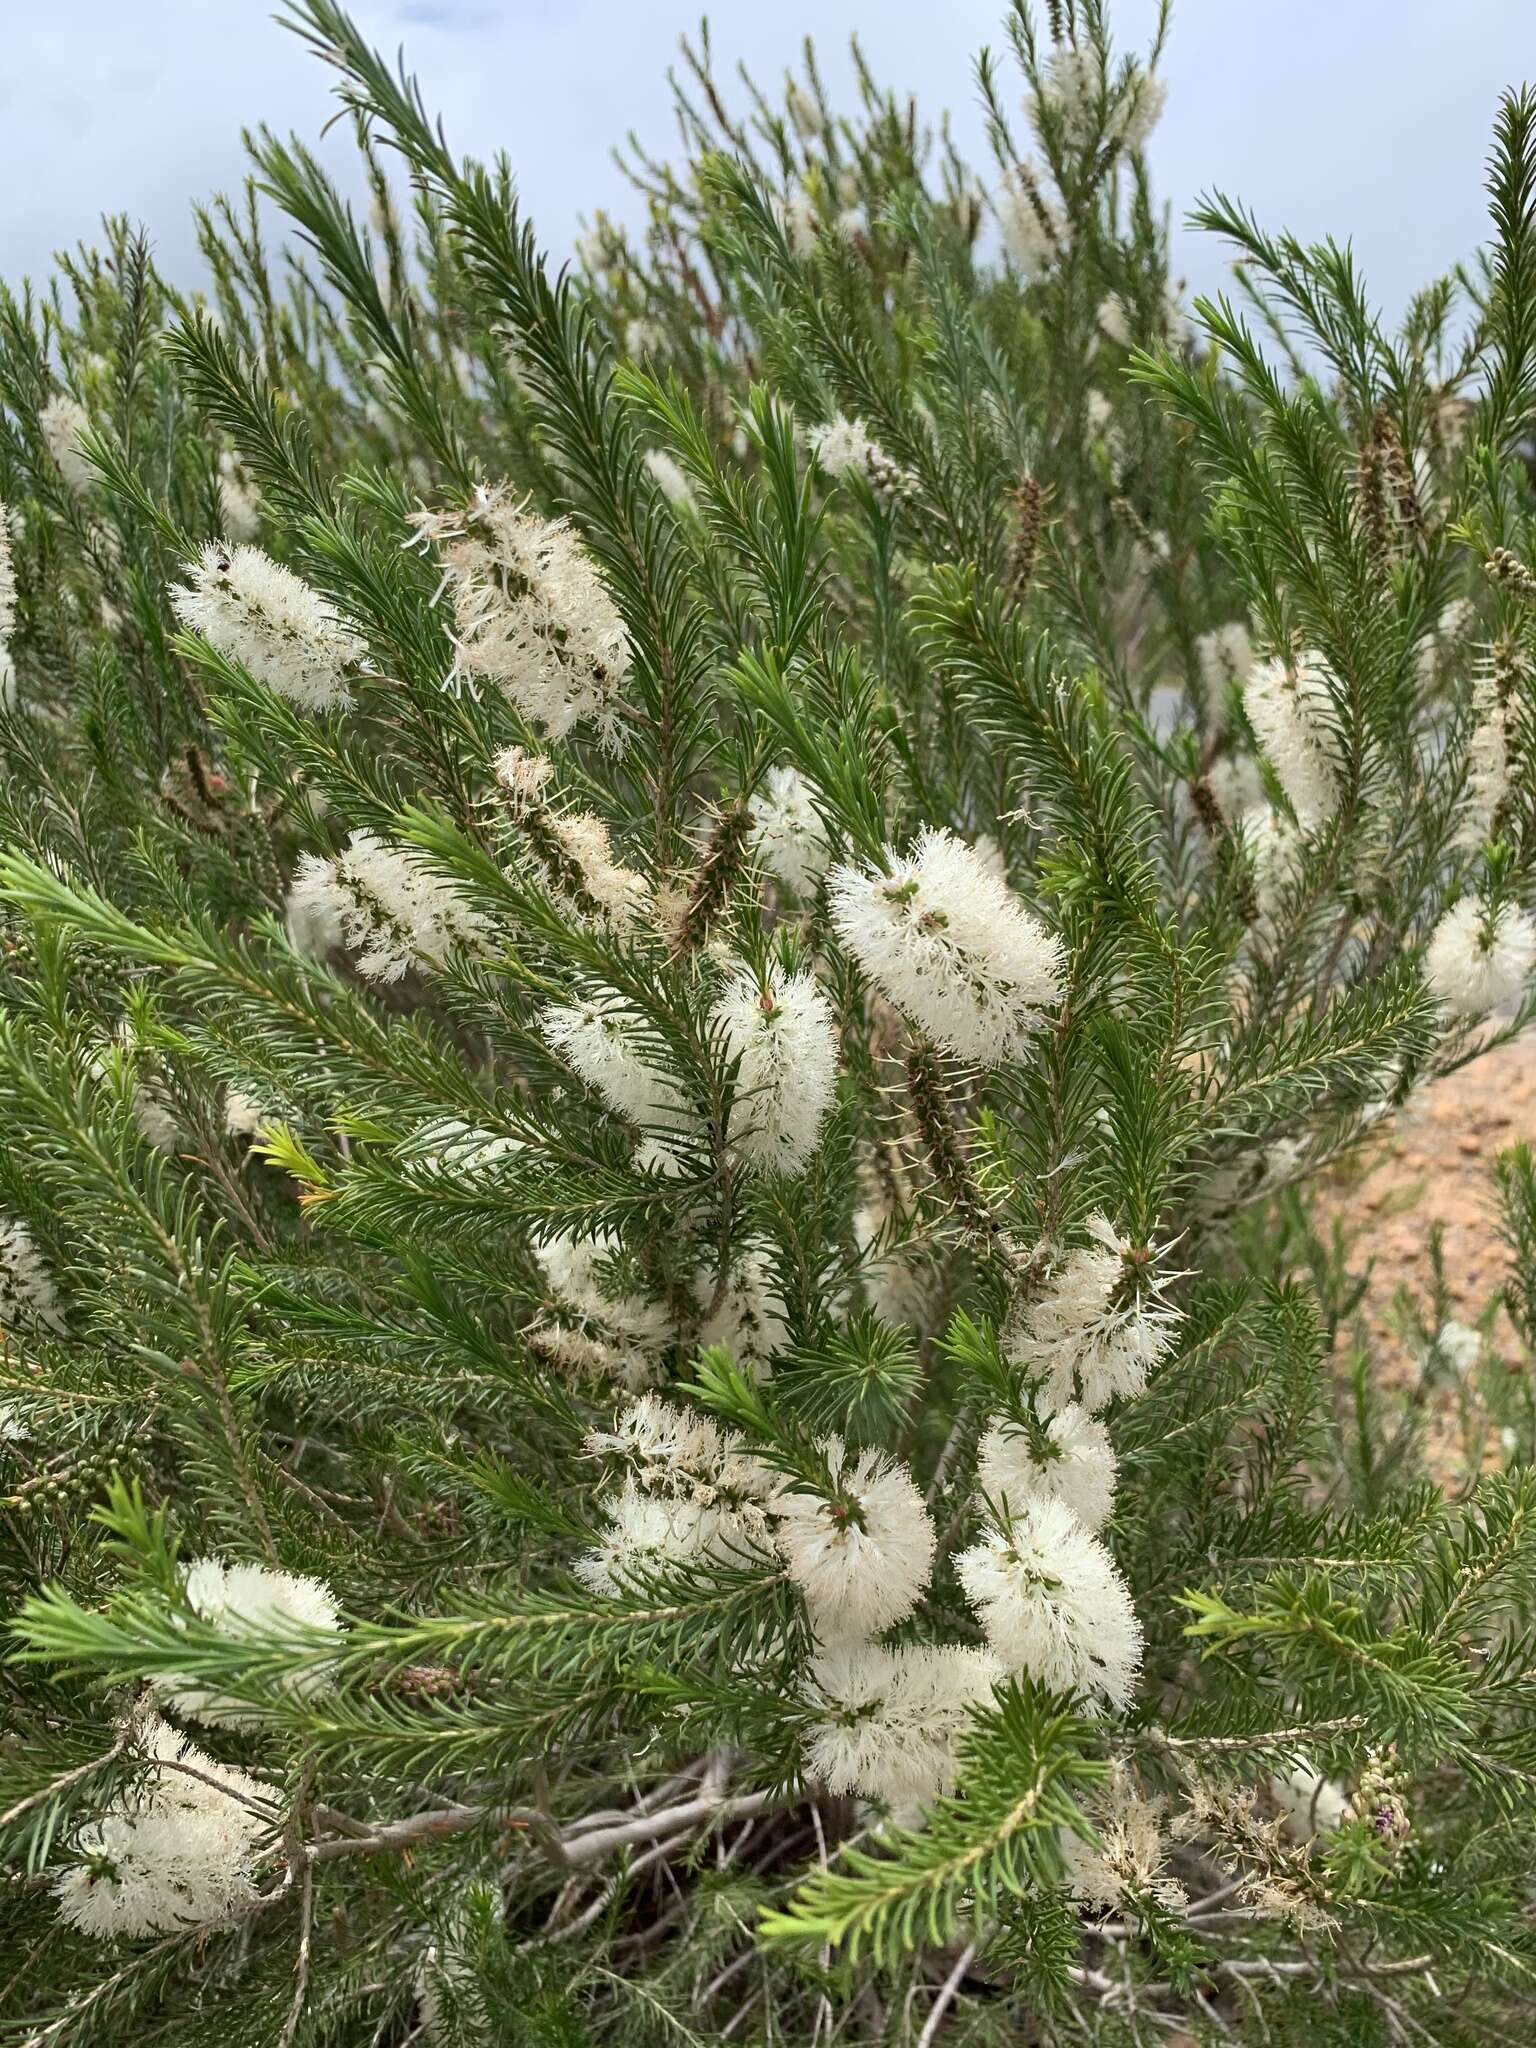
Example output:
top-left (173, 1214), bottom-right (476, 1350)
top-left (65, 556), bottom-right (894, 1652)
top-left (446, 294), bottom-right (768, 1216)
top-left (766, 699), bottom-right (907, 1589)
top-left (916, 1942), bottom-right (976, 2048)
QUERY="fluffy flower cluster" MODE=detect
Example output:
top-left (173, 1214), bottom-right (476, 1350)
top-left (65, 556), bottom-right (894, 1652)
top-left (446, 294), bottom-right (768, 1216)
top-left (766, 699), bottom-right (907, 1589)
top-left (0, 1215), bottom-right (66, 1334)
top-left (1424, 896), bottom-right (1536, 1019)
top-left (541, 989), bottom-right (698, 1174)
top-left (157, 1557), bottom-right (342, 1727)
top-left (1242, 651), bottom-right (1344, 831)
top-left (577, 1394), bottom-right (774, 1592)
top-left (414, 489), bottom-right (632, 747)
top-left (0, 501), bottom-right (15, 706)
top-left (956, 1496), bottom-right (1142, 1710)
top-left (807, 413), bottom-right (894, 490)
top-left (803, 1641), bottom-right (1001, 1812)
top-left (216, 451), bottom-right (262, 542)
top-left (976, 1404), bottom-right (1118, 1532)
top-left (1195, 620), bottom-right (1253, 727)
top-left (532, 1231), bottom-right (674, 1388)
top-left (774, 1438), bottom-right (935, 1640)
top-left (1029, 47), bottom-right (1166, 154)
top-left (1456, 652), bottom-right (1513, 851)
top-left (171, 542), bottom-right (363, 711)
top-left (713, 963), bottom-right (839, 1174)
top-left (829, 829), bottom-right (1065, 1066)
top-left (287, 831), bottom-right (489, 983)
top-left (493, 746), bottom-right (649, 929)
top-left (39, 391), bottom-right (95, 494)
top-left (643, 447), bottom-right (695, 509)
top-left (996, 161), bottom-right (1064, 276)
top-left (1004, 1215), bottom-right (1180, 1411)
top-left (1060, 1763), bottom-right (1186, 1911)
top-left (55, 1717), bottom-right (273, 1939)
top-left (696, 1240), bottom-right (793, 1378)
top-left (749, 765), bottom-right (831, 897)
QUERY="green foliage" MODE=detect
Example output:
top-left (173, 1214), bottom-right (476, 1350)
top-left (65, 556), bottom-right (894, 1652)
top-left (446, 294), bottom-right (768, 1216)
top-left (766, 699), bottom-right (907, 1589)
top-left (0, 0), bottom-right (1534, 2041)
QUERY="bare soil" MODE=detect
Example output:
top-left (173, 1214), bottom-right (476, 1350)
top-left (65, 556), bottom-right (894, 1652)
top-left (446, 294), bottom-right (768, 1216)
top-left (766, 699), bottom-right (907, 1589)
top-left (1316, 1034), bottom-right (1536, 1484)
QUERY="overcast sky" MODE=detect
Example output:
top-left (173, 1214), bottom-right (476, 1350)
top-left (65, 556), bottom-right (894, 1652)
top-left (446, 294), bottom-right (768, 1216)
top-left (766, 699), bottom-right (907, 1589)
top-left (1, 2), bottom-right (1532, 329)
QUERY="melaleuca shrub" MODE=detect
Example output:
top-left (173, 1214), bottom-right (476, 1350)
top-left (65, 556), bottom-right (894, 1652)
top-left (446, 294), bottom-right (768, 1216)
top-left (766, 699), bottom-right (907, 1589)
top-left (2, 3), bottom-right (1536, 2043)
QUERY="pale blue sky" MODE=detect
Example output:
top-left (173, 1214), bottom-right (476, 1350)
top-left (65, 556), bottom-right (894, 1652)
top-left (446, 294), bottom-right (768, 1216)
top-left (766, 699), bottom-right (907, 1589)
top-left (1, 2), bottom-right (1532, 328)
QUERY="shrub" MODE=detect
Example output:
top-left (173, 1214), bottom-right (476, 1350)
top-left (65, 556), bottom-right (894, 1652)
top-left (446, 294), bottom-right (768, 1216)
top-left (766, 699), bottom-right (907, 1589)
top-left (2, 2), bottom-right (1536, 2040)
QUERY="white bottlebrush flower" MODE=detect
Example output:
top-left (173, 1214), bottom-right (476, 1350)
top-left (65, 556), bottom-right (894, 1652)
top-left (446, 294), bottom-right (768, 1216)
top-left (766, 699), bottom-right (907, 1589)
top-left (1435, 1320), bottom-right (1483, 1377)
top-left (643, 448), bottom-right (695, 510)
top-left (1242, 651), bottom-right (1344, 832)
top-left (158, 1558), bottom-right (342, 1728)
top-left (977, 1404), bottom-right (1117, 1532)
top-left (0, 501), bottom-right (15, 643)
top-left (216, 451), bottom-right (262, 542)
top-left (287, 832), bottom-right (489, 984)
top-left (1424, 897), bottom-right (1536, 1018)
top-left (1004, 1214), bottom-right (1180, 1412)
top-left (575, 1478), bottom-right (752, 1595)
top-left (532, 1230), bottom-right (672, 1388)
top-left (1060, 1762), bottom-right (1186, 1911)
top-left (541, 990), bottom-right (698, 1173)
top-left (1207, 754), bottom-right (1267, 826)
top-left (1237, 804), bottom-right (1304, 920)
top-left (773, 190), bottom-right (820, 259)
top-left (714, 962), bottom-right (839, 1174)
top-left (402, 1117), bottom-right (524, 1178)
top-left (807, 413), bottom-right (878, 481)
top-left (1456, 653), bottom-right (1512, 851)
top-left (54, 1716), bottom-right (273, 1940)
top-left (1272, 1763), bottom-right (1350, 1840)
top-left (956, 1497), bottom-right (1142, 1711)
top-left (412, 489), bottom-right (633, 748)
top-left (773, 1437), bottom-right (935, 1640)
top-left (1029, 47), bottom-right (1103, 143)
top-left (749, 764), bottom-right (831, 897)
top-left (0, 1217), bottom-right (65, 1334)
top-left (829, 828), bottom-right (1065, 1066)
top-left (623, 317), bottom-right (663, 358)
top-left (996, 162), bottom-right (1064, 276)
top-left (1196, 621), bottom-right (1254, 725)
top-left (493, 746), bottom-right (649, 929)
top-left (787, 82), bottom-right (825, 138)
top-left (1117, 70), bottom-right (1168, 151)
top-left (586, 1391), bottom-right (726, 1479)
top-left (39, 392), bottom-right (96, 494)
top-left (1097, 294), bottom-right (1132, 347)
top-left (222, 1088), bottom-right (269, 1140)
top-left (697, 1240), bottom-right (793, 1378)
top-left (803, 1641), bottom-right (1001, 1809)
top-left (171, 543), bottom-right (362, 711)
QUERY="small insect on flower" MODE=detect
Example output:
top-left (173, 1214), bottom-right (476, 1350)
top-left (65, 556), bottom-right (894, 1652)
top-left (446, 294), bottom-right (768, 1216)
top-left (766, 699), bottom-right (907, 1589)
top-left (714, 962), bottom-right (840, 1175)
top-left (956, 1496), bottom-right (1142, 1711)
top-left (170, 543), bottom-right (364, 711)
top-left (1424, 896), bottom-right (1536, 1018)
top-left (773, 1438), bottom-right (935, 1640)
top-left (829, 828), bottom-right (1065, 1067)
